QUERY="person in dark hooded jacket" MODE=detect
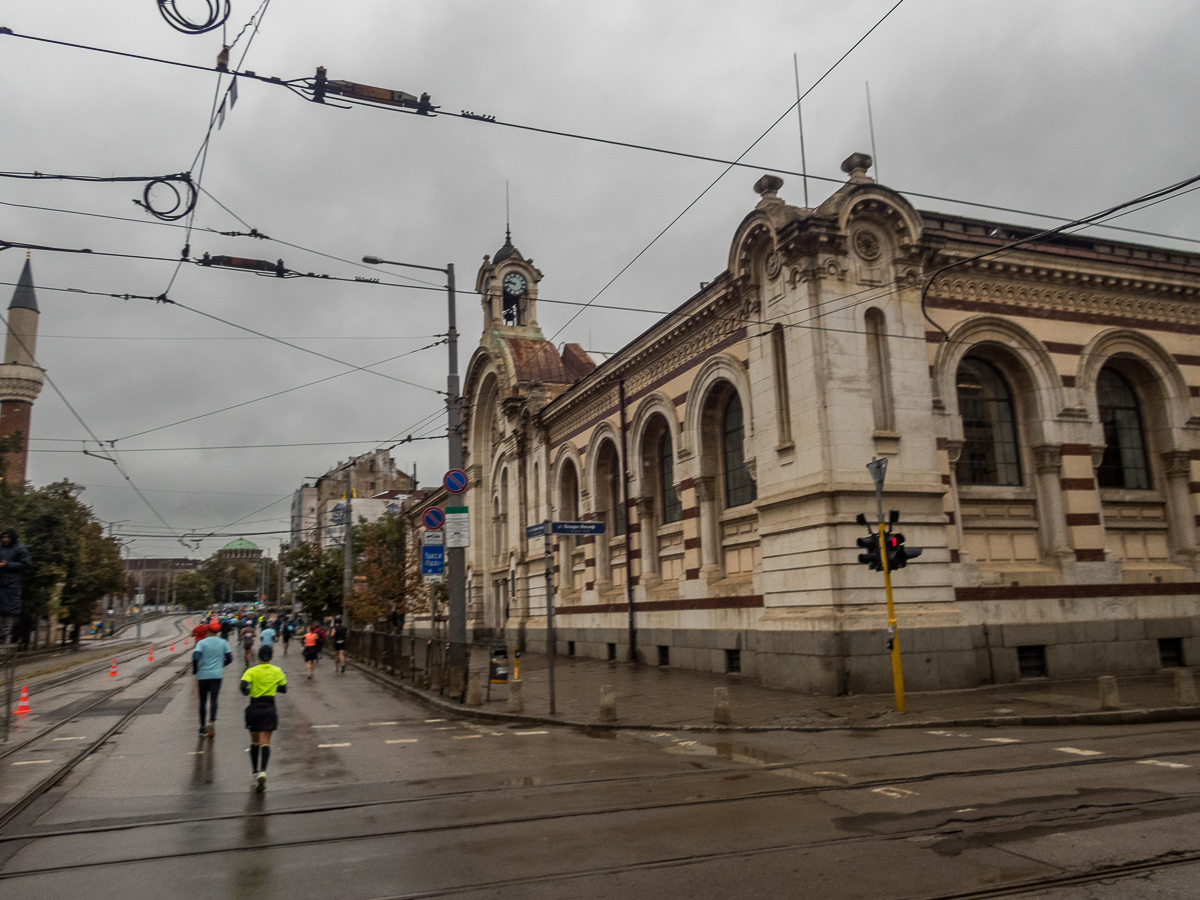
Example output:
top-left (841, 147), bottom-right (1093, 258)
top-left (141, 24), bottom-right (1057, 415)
top-left (0, 528), bottom-right (31, 644)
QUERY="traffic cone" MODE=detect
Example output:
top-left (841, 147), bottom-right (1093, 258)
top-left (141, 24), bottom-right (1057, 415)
top-left (148, 647), bottom-right (155, 663)
top-left (14, 685), bottom-right (30, 715)
top-left (169, 640), bottom-right (175, 652)
top-left (109, 659), bottom-right (118, 676)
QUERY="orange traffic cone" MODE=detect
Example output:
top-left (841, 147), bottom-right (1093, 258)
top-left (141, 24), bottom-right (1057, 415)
top-left (109, 659), bottom-right (118, 677)
top-left (14, 685), bottom-right (30, 715)
top-left (148, 647), bottom-right (155, 663)
top-left (169, 640), bottom-right (175, 652)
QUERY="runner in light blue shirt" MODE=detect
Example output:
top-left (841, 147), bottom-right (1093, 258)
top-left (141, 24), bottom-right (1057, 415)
top-left (192, 623), bottom-right (233, 737)
top-left (260, 625), bottom-right (276, 648)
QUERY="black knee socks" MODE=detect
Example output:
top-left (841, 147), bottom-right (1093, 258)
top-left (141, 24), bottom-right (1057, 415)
top-left (250, 744), bottom-right (259, 772)
top-left (260, 746), bottom-right (270, 771)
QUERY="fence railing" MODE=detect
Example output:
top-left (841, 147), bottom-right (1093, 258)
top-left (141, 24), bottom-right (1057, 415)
top-left (347, 631), bottom-right (472, 698)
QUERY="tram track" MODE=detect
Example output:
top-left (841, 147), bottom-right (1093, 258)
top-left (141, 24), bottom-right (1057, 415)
top-left (0, 661), bottom-right (190, 832)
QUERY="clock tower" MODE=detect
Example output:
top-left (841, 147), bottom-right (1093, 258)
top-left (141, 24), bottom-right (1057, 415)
top-left (475, 230), bottom-right (542, 337)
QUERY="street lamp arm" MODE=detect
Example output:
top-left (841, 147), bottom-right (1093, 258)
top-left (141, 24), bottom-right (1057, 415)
top-left (362, 256), bottom-right (448, 275)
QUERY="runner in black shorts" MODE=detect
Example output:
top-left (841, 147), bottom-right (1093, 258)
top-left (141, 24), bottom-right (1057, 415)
top-left (241, 644), bottom-right (287, 792)
top-left (280, 618), bottom-right (291, 656)
top-left (332, 617), bottom-right (348, 674)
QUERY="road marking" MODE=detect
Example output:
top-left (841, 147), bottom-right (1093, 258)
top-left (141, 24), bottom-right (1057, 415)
top-left (452, 734), bottom-right (482, 740)
top-left (433, 726), bottom-right (455, 731)
top-left (386, 739), bottom-right (418, 744)
top-left (52, 736), bottom-right (88, 741)
top-left (814, 771), bottom-right (850, 779)
top-left (675, 740), bottom-right (698, 747)
top-left (513, 730), bottom-right (549, 735)
top-left (650, 733), bottom-right (672, 738)
top-left (982, 737), bottom-right (1021, 744)
top-left (873, 787), bottom-right (918, 799)
top-left (318, 742), bottom-right (351, 748)
top-left (425, 719), bottom-right (445, 723)
top-left (189, 751), bottom-right (205, 755)
top-left (370, 721), bottom-right (399, 726)
top-left (957, 808), bottom-right (977, 812)
top-left (926, 731), bottom-right (971, 737)
top-left (311, 725), bottom-right (340, 729)
top-left (12, 760), bottom-right (54, 766)
top-left (1137, 759), bottom-right (1190, 768)
top-left (1056, 747), bottom-right (1102, 756)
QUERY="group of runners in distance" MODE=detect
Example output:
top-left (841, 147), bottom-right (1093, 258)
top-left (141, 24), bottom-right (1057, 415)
top-left (191, 611), bottom-right (350, 792)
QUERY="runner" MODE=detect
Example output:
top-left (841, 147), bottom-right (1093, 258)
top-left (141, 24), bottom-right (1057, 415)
top-left (280, 618), bottom-right (292, 656)
top-left (302, 625), bottom-right (319, 679)
top-left (260, 620), bottom-right (276, 651)
top-left (315, 622), bottom-right (327, 663)
top-left (241, 644), bottom-right (287, 792)
top-left (241, 622), bottom-right (256, 667)
top-left (332, 617), bottom-right (348, 674)
top-left (193, 620), bottom-right (232, 737)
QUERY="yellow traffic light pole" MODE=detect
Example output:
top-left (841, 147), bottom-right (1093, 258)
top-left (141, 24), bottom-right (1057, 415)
top-left (878, 522), bottom-right (905, 713)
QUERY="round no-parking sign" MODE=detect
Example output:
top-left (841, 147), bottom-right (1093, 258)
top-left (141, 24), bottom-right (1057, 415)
top-left (423, 508), bottom-right (445, 530)
top-left (443, 469), bottom-right (468, 493)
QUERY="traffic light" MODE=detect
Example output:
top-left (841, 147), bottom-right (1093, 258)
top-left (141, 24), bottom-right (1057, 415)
top-left (885, 532), bottom-right (922, 570)
top-left (857, 534), bottom-right (882, 570)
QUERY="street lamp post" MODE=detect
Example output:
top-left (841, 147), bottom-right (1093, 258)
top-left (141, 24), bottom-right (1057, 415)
top-left (362, 256), bottom-right (466, 673)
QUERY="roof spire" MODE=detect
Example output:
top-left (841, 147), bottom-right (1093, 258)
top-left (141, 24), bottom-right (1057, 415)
top-left (9, 256), bottom-right (38, 313)
top-left (505, 179), bottom-right (511, 244)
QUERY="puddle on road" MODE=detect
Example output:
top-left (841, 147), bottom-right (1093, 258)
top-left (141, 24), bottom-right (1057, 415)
top-left (505, 775), bottom-right (544, 786)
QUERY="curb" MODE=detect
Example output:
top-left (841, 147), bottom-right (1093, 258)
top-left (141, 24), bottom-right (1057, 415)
top-left (349, 661), bottom-right (1200, 733)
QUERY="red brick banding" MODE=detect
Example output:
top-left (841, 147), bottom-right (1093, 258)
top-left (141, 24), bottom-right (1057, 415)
top-left (1066, 513), bottom-right (1101, 527)
top-left (957, 582), bottom-right (1200, 602)
top-left (1074, 549), bottom-right (1106, 562)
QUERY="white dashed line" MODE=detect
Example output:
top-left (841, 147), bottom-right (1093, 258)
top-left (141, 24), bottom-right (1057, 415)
top-left (873, 787), bottom-right (918, 799)
top-left (386, 739), bottom-right (418, 744)
top-left (513, 731), bottom-right (549, 735)
top-left (1055, 747), bottom-right (1102, 756)
top-left (52, 736), bottom-right (88, 741)
top-left (1137, 759), bottom-right (1190, 768)
top-left (318, 742), bottom-right (351, 748)
top-left (12, 760), bottom-right (54, 766)
top-left (452, 734), bottom-right (482, 740)
top-left (433, 727), bottom-right (455, 731)
top-left (311, 725), bottom-right (340, 729)
top-left (425, 719), bottom-right (445, 723)
top-left (370, 721), bottom-right (399, 726)
top-left (982, 737), bottom-right (1021, 744)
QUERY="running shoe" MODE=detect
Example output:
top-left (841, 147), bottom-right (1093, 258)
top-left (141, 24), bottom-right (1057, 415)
top-left (255, 772), bottom-right (266, 792)
top-left (206, 723), bottom-right (215, 738)
top-left (199, 726), bottom-right (207, 736)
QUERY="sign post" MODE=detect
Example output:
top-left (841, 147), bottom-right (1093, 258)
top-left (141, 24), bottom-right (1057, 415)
top-left (867, 457), bottom-right (905, 713)
top-left (527, 520), bottom-right (606, 715)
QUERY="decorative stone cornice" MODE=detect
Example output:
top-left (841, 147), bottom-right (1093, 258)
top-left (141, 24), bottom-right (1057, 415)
top-left (694, 475), bottom-right (717, 503)
top-left (0, 364), bottom-right (44, 404)
top-left (1160, 450), bottom-right (1192, 478)
top-left (1032, 443), bottom-right (1063, 475)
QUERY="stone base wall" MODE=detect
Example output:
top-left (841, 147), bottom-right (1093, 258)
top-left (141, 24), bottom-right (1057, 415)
top-left (410, 614), bottom-right (1200, 695)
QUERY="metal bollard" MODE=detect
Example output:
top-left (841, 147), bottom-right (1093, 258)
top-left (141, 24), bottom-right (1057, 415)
top-left (713, 687), bottom-right (732, 725)
top-left (1175, 668), bottom-right (1197, 704)
top-left (466, 672), bottom-right (482, 706)
top-left (599, 684), bottom-right (617, 722)
top-left (1099, 675), bottom-right (1121, 710)
top-left (508, 678), bottom-right (525, 713)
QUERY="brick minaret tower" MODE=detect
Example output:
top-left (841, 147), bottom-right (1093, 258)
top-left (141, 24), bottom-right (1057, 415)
top-left (0, 254), bottom-right (44, 485)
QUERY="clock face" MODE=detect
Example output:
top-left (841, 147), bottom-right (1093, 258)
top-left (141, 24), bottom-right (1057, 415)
top-left (503, 272), bottom-right (527, 296)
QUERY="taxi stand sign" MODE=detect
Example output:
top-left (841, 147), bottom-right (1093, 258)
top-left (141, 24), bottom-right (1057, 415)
top-left (421, 528), bottom-right (445, 584)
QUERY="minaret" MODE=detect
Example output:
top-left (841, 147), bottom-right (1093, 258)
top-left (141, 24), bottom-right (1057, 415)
top-left (0, 254), bottom-right (45, 485)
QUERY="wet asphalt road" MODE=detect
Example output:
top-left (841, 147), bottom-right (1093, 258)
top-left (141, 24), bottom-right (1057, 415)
top-left (3, 630), bottom-right (1200, 899)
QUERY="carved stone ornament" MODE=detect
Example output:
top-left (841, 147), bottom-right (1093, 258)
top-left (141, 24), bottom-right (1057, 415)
top-left (1032, 444), bottom-right (1063, 475)
top-left (1090, 445), bottom-right (1106, 470)
top-left (945, 439), bottom-right (964, 466)
top-left (1160, 450), bottom-right (1192, 478)
top-left (693, 476), bottom-right (716, 503)
top-left (853, 229), bottom-right (882, 262)
top-left (764, 251), bottom-right (782, 280)
top-left (635, 496), bottom-right (656, 519)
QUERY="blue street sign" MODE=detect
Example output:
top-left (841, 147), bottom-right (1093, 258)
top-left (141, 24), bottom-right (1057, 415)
top-left (421, 544), bottom-right (445, 575)
top-left (423, 508), bottom-right (445, 530)
top-left (551, 521), bottom-right (605, 536)
top-left (525, 523), bottom-right (546, 539)
top-left (443, 469), bottom-right (468, 494)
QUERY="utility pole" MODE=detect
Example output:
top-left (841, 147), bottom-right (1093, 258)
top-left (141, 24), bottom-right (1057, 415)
top-left (342, 472), bottom-right (353, 624)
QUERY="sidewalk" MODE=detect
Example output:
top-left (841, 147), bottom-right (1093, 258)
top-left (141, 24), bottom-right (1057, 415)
top-left (354, 647), bottom-right (1200, 732)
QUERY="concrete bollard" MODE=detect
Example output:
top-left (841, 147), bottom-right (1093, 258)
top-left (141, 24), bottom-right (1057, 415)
top-left (1099, 675), bottom-right (1121, 710)
top-left (599, 684), bottom-right (617, 722)
top-left (507, 678), bottom-right (525, 713)
top-left (466, 672), bottom-right (482, 706)
top-left (1175, 668), bottom-right (1197, 704)
top-left (713, 687), bottom-right (732, 725)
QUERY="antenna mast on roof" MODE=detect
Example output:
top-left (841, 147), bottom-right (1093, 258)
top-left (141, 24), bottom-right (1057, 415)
top-left (792, 53), bottom-right (809, 207)
top-left (866, 81), bottom-right (879, 183)
top-left (505, 180), bottom-right (511, 243)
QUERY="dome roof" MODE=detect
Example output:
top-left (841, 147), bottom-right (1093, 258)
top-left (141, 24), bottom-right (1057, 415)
top-left (493, 230), bottom-right (524, 264)
top-left (222, 537), bottom-right (259, 551)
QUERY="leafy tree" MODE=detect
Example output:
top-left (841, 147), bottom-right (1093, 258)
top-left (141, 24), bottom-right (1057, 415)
top-left (198, 554), bottom-right (259, 606)
top-left (350, 512), bottom-right (426, 630)
top-left (60, 521), bottom-right (125, 627)
top-left (174, 570), bottom-right (213, 609)
top-left (280, 542), bottom-right (344, 620)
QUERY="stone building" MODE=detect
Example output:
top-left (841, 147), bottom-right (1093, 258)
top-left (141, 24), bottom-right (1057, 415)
top-left (296, 449), bottom-right (415, 549)
top-left (454, 153), bottom-right (1200, 693)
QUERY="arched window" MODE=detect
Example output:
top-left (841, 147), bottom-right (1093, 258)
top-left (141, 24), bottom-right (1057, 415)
top-left (608, 449), bottom-right (626, 536)
top-left (658, 430), bottom-right (682, 524)
top-left (864, 308), bottom-right (894, 431)
top-left (722, 393), bottom-right (756, 507)
top-left (1097, 368), bottom-right (1151, 489)
top-left (956, 358), bottom-right (1021, 486)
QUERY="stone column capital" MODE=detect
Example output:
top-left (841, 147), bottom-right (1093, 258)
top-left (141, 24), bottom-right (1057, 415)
top-left (1161, 450), bottom-right (1192, 478)
top-left (1031, 443), bottom-right (1063, 475)
top-left (694, 475), bottom-right (717, 503)
top-left (945, 439), bottom-right (964, 466)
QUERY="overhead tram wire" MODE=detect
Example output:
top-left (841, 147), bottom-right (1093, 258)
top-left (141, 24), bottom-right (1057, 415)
top-left (30, 439), bottom-right (444, 453)
top-left (6, 29), bottom-right (1199, 253)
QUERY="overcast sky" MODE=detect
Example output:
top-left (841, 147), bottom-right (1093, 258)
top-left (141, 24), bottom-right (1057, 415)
top-left (3, 0), bottom-right (1199, 562)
